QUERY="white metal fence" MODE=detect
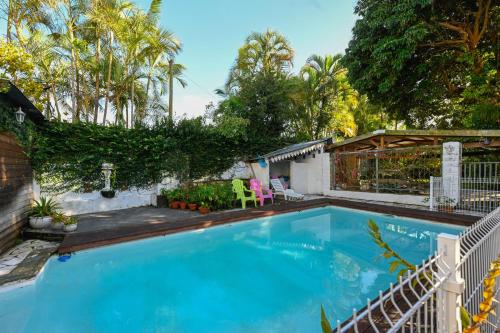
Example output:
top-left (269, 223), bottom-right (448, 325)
top-left (334, 207), bottom-right (500, 333)
top-left (429, 176), bottom-right (500, 215)
top-left (462, 162), bottom-right (500, 180)
top-left (458, 208), bottom-right (500, 333)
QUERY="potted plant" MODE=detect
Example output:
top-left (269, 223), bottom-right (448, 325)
top-left (29, 197), bottom-right (60, 229)
top-left (100, 189), bottom-right (115, 198)
top-left (437, 196), bottom-right (456, 213)
top-left (159, 188), bottom-right (172, 208)
top-left (187, 188), bottom-right (198, 211)
top-left (63, 216), bottom-right (78, 232)
top-left (169, 189), bottom-right (181, 209)
top-left (178, 189), bottom-right (188, 209)
top-left (198, 202), bottom-right (210, 215)
top-left (359, 177), bottom-right (370, 191)
top-left (51, 212), bottom-right (66, 230)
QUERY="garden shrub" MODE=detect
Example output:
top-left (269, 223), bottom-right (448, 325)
top-left (31, 118), bottom-right (247, 193)
top-left (161, 181), bottom-right (235, 211)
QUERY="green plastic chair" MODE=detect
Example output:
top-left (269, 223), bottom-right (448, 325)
top-left (232, 179), bottom-right (257, 209)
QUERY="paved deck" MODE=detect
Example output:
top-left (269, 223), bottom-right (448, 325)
top-left (75, 206), bottom-right (200, 232)
top-left (58, 198), bottom-right (478, 254)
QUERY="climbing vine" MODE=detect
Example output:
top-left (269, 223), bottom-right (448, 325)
top-left (30, 118), bottom-right (248, 193)
top-left (0, 100), bottom-right (36, 147)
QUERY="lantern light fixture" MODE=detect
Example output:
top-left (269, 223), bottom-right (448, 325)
top-left (15, 107), bottom-right (26, 124)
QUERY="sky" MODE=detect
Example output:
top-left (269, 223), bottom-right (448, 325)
top-left (135, 0), bottom-right (358, 118)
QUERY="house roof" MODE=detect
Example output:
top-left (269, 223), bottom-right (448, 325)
top-left (326, 129), bottom-right (500, 152)
top-left (0, 80), bottom-right (45, 125)
top-left (262, 138), bottom-right (332, 162)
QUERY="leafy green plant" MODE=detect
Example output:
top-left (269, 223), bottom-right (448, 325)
top-left (30, 197), bottom-right (60, 217)
top-left (461, 255), bottom-right (500, 333)
top-left (63, 216), bottom-right (77, 226)
top-left (51, 212), bottom-right (66, 224)
top-left (320, 305), bottom-right (333, 333)
top-left (368, 219), bottom-right (416, 278)
top-left (30, 119), bottom-right (246, 194)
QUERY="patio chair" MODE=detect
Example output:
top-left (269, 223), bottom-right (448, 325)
top-left (232, 179), bottom-right (257, 209)
top-left (270, 178), bottom-right (304, 201)
top-left (249, 178), bottom-right (274, 206)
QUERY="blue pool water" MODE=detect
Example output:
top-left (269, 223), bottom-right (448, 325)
top-left (0, 206), bottom-right (462, 333)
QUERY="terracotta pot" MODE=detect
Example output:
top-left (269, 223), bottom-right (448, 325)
top-left (188, 203), bottom-right (198, 211)
top-left (179, 202), bottom-right (187, 209)
top-left (199, 207), bottom-right (210, 215)
top-left (171, 201), bottom-right (180, 209)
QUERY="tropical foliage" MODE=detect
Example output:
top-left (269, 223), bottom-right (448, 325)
top-left (1, 0), bottom-right (184, 125)
top-left (161, 182), bottom-right (234, 211)
top-left (211, 30), bottom-right (380, 154)
top-left (30, 197), bottom-right (61, 217)
top-left (30, 119), bottom-right (247, 193)
top-left (343, 0), bottom-right (499, 128)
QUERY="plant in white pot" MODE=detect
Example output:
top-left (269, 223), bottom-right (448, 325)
top-left (29, 197), bottom-right (60, 229)
top-left (51, 212), bottom-right (66, 230)
top-left (63, 216), bottom-right (78, 232)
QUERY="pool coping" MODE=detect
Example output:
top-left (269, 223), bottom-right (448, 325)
top-left (58, 198), bottom-right (478, 254)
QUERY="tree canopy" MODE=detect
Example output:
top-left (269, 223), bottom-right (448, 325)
top-left (343, 0), bottom-right (499, 128)
top-left (1, 0), bottom-right (185, 126)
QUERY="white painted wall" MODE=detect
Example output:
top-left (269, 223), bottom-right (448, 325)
top-left (219, 161), bottom-right (253, 180)
top-left (33, 180), bottom-right (156, 216)
top-left (289, 152), bottom-right (329, 195)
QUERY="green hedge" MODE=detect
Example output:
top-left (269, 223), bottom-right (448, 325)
top-left (30, 118), bottom-right (247, 193)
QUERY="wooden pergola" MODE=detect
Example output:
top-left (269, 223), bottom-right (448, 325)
top-left (326, 129), bottom-right (500, 152)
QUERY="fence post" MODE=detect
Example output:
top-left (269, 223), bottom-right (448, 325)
top-left (437, 233), bottom-right (465, 333)
top-left (430, 176), bottom-right (434, 211)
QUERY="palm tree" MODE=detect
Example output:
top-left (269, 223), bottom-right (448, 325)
top-left (95, 0), bottom-right (132, 125)
top-left (227, 29), bottom-right (294, 91)
top-left (295, 54), bottom-right (355, 139)
top-left (3, 0), bottom-right (184, 125)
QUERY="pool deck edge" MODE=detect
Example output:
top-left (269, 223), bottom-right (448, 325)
top-left (58, 198), bottom-right (478, 254)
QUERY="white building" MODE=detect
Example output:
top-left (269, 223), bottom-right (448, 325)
top-left (249, 138), bottom-right (332, 195)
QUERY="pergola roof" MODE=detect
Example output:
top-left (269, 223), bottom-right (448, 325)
top-left (326, 129), bottom-right (500, 152)
top-left (262, 138), bottom-right (332, 163)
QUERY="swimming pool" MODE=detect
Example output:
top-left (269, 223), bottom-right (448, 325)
top-left (0, 206), bottom-right (462, 333)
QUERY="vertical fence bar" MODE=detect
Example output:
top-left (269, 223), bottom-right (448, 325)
top-left (430, 176), bottom-right (434, 211)
top-left (332, 152), bottom-right (336, 190)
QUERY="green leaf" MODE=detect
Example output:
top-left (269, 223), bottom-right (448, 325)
top-left (320, 305), bottom-right (333, 333)
top-left (460, 306), bottom-right (471, 328)
top-left (389, 261), bottom-right (400, 273)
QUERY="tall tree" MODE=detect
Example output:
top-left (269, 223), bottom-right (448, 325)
top-left (293, 54), bottom-right (356, 139)
top-left (226, 29), bottom-right (294, 92)
top-left (343, 0), bottom-right (499, 128)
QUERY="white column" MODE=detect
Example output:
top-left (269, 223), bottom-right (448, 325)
top-left (437, 233), bottom-right (464, 333)
top-left (321, 152), bottom-right (331, 195)
top-left (442, 142), bottom-right (462, 205)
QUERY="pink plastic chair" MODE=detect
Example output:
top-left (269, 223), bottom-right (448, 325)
top-left (249, 179), bottom-right (274, 206)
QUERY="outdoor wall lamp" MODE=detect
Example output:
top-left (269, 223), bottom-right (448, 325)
top-left (15, 107), bottom-right (26, 124)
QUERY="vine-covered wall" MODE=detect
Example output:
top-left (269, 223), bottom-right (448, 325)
top-left (30, 118), bottom-right (248, 193)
